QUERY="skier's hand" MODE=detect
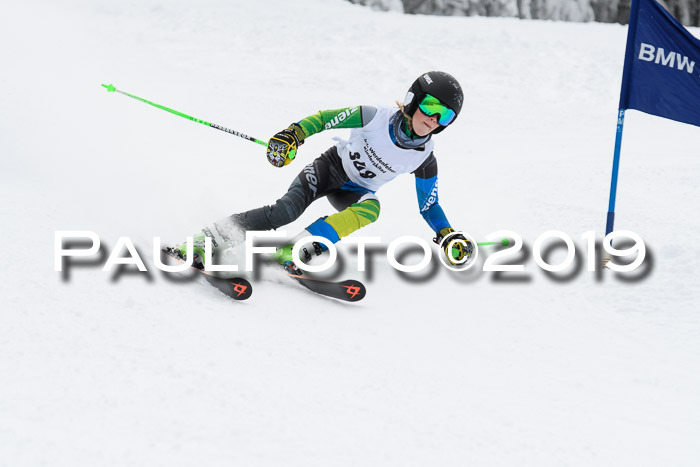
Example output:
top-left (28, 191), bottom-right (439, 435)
top-left (434, 227), bottom-right (473, 266)
top-left (267, 123), bottom-right (306, 167)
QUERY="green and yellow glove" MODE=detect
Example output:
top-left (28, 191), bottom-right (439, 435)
top-left (266, 123), bottom-right (306, 167)
top-left (434, 227), bottom-right (474, 266)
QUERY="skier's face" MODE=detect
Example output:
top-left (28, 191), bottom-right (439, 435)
top-left (412, 107), bottom-right (440, 136)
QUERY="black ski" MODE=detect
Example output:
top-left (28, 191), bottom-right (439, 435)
top-left (284, 266), bottom-right (366, 302)
top-left (161, 248), bottom-right (253, 301)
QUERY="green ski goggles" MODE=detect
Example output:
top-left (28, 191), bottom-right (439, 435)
top-left (418, 94), bottom-right (456, 126)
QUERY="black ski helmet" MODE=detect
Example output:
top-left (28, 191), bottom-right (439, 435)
top-left (403, 71), bottom-right (463, 134)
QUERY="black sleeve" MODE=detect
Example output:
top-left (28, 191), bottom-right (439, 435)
top-left (412, 152), bottom-right (438, 179)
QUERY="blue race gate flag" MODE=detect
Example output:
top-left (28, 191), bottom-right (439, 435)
top-left (604, 0), bottom-right (700, 241)
top-left (619, 0), bottom-right (700, 126)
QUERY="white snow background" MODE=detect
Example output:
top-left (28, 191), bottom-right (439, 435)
top-left (1, 0), bottom-right (699, 465)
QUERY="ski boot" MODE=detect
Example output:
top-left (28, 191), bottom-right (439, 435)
top-left (274, 231), bottom-right (325, 275)
top-left (173, 218), bottom-right (245, 270)
top-left (170, 231), bottom-right (207, 269)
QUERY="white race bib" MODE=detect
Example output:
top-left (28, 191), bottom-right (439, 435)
top-left (337, 106), bottom-right (434, 192)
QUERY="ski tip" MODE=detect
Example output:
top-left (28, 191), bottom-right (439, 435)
top-left (202, 275), bottom-right (253, 301)
top-left (101, 83), bottom-right (116, 92)
top-left (226, 278), bottom-right (253, 300)
top-left (339, 280), bottom-right (366, 302)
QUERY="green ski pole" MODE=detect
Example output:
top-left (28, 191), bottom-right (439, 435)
top-left (477, 239), bottom-right (510, 247)
top-left (101, 83), bottom-right (268, 147)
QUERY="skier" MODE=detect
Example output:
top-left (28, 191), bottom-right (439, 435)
top-left (175, 71), bottom-right (474, 273)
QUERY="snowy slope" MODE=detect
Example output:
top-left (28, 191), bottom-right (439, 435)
top-left (1, 0), bottom-right (700, 466)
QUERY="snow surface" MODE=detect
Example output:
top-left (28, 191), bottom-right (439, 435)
top-left (2, 0), bottom-right (700, 465)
